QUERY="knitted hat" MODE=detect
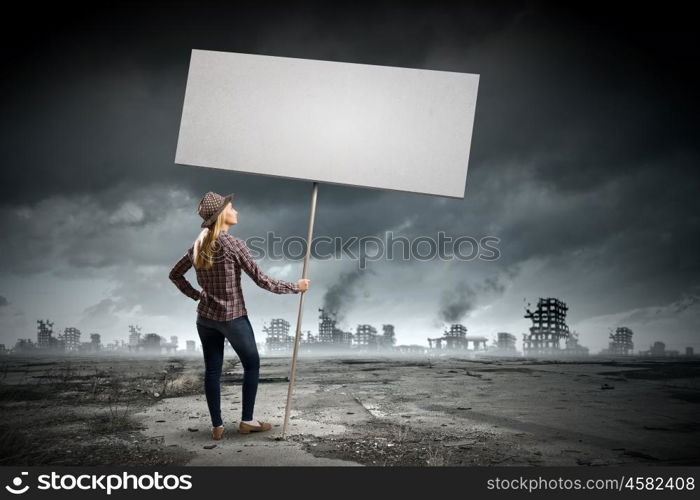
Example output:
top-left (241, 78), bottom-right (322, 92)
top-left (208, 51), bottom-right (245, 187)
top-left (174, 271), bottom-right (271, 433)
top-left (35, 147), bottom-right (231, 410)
top-left (197, 191), bottom-right (234, 228)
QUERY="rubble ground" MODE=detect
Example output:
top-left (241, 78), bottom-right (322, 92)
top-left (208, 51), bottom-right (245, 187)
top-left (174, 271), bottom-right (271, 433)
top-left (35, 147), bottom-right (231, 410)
top-left (1, 354), bottom-right (698, 466)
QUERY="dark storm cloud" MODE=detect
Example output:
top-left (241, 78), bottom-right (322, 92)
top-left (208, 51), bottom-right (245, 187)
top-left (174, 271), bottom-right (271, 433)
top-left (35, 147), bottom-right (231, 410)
top-left (0, 1), bottom-right (531, 206)
top-left (1, 1), bottom-right (695, 207)
top-left (0, 295), bottom-right (9, 307)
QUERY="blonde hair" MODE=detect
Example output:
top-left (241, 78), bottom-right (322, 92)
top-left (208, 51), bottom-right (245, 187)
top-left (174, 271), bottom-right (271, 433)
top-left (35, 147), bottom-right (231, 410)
top-left (192, 208), bottom-right (227, 271)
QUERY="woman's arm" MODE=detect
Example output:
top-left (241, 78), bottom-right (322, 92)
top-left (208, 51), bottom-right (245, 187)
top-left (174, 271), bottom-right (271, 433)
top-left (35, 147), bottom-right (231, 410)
top-left (168, 249), bottom-right (202, 301)
top-left (231, 238), bottom-right (301, 294)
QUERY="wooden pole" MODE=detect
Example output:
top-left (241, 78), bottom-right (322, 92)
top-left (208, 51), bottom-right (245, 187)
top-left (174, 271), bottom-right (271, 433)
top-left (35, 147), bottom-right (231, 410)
top-left (281, 181), bottom-right (318, 439)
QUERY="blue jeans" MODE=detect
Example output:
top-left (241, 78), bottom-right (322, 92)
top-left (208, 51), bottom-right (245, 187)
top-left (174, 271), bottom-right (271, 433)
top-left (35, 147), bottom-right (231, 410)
top-left (196, 313), bottom-right (260, 427)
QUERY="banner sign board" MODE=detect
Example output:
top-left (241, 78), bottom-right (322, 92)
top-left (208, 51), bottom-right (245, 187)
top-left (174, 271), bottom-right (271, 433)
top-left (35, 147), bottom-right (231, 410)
top-left (175, 49), bottom-right (479, 198)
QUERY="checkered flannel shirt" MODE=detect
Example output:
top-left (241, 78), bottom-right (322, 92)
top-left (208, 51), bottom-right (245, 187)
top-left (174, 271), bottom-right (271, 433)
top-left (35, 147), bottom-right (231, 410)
top-left (168, 232), bottom-right (300, 321)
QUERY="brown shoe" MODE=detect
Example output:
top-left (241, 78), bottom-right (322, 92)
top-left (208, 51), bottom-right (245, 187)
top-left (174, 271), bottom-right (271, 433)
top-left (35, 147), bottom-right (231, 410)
top-left (212, 425), bottom-right (225, 440)
top-left (238, 420), bottom-right (272, 434)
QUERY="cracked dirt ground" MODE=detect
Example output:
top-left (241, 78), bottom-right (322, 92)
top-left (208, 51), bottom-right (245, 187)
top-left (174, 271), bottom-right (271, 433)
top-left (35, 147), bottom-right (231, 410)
top-left (133, 355), bottom-right (700, 466)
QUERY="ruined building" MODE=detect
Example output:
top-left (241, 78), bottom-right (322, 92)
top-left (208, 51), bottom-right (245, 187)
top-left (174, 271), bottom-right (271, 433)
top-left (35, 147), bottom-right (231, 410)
top-left (126, 326), bottom-right (177, 354)
top-left (37, 319), bottom-right (55, 349)
top-left (128, 325), bottom-right (142, 352)
top-left (522, 298), bottom-right (572, 357)
top-left (143, 333), bottom-right (178, 353)
top-left (33, 320), bottom-right (103, 354)
top-left (36, 320), bottom-right (73, 352)
top-left (394, 344), bottom-right (427, 354)
top-left (608, 326), bottom-right (634, 355)
top-left (265, 308), bottom-right (353, 353)
top-left (496, 332), bottom-right (517, 351)
top-left (14, 339), bottom-right (36, 353)
top-left (641, 341), bottom-right (680, 357)
top-left (484, 332), bottom-right (519, 356)
top-left (650, 341), bottom-right (667, 356)
top-left (60, 327), bottom-right (81, 352)
top-left (317, 308), bottom-right (353, 346)
top-left (381, 324), bottom-right (397, 348)
top-left (564, 330), bottom-right (589, 356)
top-left (186, 340), bottom-right (196, 353)
top-left (481, 332), bottom-right (522, 357)
top-left (351, 324), bottom-right (396, 350)
top-left (263, 318), bottom-right (294, 352)
top-left (89, 333), bottom-right (101, 352)
top-left (428, 324), bottom-right (488, 351)
top-left (354, 324), bottom-right (378, 348)
top-left (311, 308), bottom-right (353, 350)
top-left (264, 309), bottom-right (397, 353)
top-left (142, 333), bottom-right (161, 351)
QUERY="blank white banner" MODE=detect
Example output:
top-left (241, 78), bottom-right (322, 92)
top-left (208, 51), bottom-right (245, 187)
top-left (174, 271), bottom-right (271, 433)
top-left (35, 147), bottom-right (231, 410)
top-left (175, 49), bottom-right (479, 199)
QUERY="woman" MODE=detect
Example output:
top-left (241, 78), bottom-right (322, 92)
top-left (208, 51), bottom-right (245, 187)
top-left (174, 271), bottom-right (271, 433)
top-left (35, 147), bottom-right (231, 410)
top-left (168, 191), bottom-right (310, 440)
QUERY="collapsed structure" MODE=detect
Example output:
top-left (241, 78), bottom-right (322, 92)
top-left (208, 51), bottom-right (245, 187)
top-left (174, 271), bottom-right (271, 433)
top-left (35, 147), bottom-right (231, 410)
top-left (496, 332), bottom-right (517, 351)
top-left (263, 308), bottom-right (396, 354)
top-left (127, 324), bottom-right (178, 354)
top-left (263, 318), bottom-right (294, 352)
top-left (485, 331), bottom-right (519, 356)
top-left (522, 297), bottom-right (588, 357)
top-left (607, 326), bottom-right (634, 355)
top-left (31, 319), bottom-right (101, 353)
top-left (640, 341), bottom-right (681, 357)
top-left (6, 295), bottom-right (695, 358)
top-left (427, 324), bottom-right (489, 351)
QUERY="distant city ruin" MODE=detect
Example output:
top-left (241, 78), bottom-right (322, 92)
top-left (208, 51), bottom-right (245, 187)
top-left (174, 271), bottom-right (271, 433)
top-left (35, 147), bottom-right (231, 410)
top-left (2, 297), bottom-right (695, 359)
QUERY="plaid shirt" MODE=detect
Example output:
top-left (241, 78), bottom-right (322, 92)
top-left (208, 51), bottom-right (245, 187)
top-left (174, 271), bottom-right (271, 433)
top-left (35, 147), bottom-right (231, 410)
top-left (168, 231), bottom-right (300, 321)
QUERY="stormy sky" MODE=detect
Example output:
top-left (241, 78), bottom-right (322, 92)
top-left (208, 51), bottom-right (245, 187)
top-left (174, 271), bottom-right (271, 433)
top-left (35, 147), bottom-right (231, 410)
top-left (1, 1), bottom-right (698, 354)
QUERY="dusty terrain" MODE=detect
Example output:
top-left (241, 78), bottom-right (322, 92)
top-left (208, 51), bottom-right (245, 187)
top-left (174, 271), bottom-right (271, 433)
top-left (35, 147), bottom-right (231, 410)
top-left (1, 354), bottom-right (699, 466)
